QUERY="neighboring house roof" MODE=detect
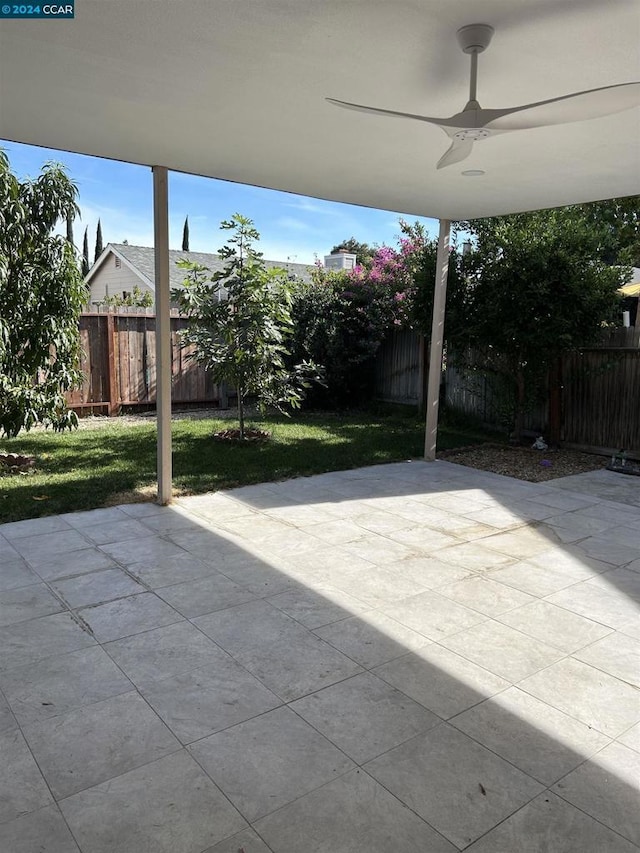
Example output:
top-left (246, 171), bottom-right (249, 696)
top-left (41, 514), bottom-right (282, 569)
top-left (85, 243), bottom-right (313, 291)
top-left (618, 268), bottom-right (640, 298)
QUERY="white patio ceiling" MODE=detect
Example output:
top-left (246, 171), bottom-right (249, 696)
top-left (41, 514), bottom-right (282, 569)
top-left (1, 0), bottom-right (639, 220)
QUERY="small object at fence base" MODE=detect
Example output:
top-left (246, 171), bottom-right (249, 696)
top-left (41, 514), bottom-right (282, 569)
top-left (532, 435), bottom-right (548, 451)
top-left (607, 449), bottom-right (640, 475)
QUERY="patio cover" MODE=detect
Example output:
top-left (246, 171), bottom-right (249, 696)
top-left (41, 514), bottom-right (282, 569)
top-left (1, 0), bottom-right (639, 218)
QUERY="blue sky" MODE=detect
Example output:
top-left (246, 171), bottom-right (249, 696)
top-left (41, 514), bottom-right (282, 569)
top-left (2, 141), bottom-right (440, 265)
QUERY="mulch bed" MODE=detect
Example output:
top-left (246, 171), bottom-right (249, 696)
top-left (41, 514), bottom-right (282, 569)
top-left (438, 443), bottom-right (609, 483)
top-left (0, 453), bottom-right (36, 475)
top-left (213, 428), bottom-right (270, 442)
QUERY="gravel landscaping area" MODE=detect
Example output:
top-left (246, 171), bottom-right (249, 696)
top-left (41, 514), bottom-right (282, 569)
top-left (438, 443), bottom-right (609, 482)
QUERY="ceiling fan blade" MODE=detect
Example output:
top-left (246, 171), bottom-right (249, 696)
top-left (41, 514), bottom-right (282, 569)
top-left (484, 81), bottom-right (640, 131)
top-left (437, 137), bottom-right (474, 170)
top-left (326, 97), bottom-right (453, 128)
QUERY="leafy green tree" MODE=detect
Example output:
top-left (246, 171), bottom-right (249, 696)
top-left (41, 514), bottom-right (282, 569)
top-left (458, 207), bottom-right (625, 441)
top-left (81, 227), bottom-right (90, 276)
top-left (330, 237), bottom-right (376, 270)
top-left (573, 196), bottom-right (640, 266)
top-left (94, 219), bottom-right (103, 263)
top-left (0, 152), bottom-right (87, 437)
top-left (182, 216), bottom-right (190, 252)
top-left (173, 214), bottom-right (317, 439)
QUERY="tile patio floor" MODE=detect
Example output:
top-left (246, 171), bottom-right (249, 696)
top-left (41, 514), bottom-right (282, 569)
top-left (0, 460), bottom-right (638, 852)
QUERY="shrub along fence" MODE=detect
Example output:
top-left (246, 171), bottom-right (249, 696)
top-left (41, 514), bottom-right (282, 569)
top-left (375, 326), bottom-right (640, 456)
top-left (66, 309), bottom-right (227, 415)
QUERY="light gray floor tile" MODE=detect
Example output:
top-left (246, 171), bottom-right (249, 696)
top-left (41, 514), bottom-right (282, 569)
top-left (291, 672), bottom-right (440, 763)
top-left (193, 599), bottom-right (308, 656)
top-left (0, 558), bottom-right (40, 590)
top-left (373, 645), bottom-right (511, 719)
top-left (340, 535), bottom-right (419, 566)
top-left (157, 572), bottom-right (256, 617)
top-left (0, 804), bottom-right (81, 853)
top-left (202, 827), bottom-right (273, 853)
top-left (60, 750), bottom-right (246, 853)
top-left (0, 535), bottom-right (20, 562)
top-left (438, 576), bottom-right (535, 617)
top-left (267, 585), bottom-right (370, 628)
top-left (571, 535), bottom-right (639, 567)
top-left (314, 611), bottom-right (432, 668)
top-left (0, 690), bottom-right (17, 734)
top-left (547, 582), bottom-right (640, 629)
top-left (586, 566), bottom-right (640, 598)
top-left (12, 529), bottom-right (90, 561)
top-left (100, 535), bottom-right (189, 567)
top-left (365, 723), bottom-right (542, 849)
top-left (440, 620), bottom-right (565, 682)
top-left (387, 525), bottom-right (459, 552)
top-left (23, 690), bottom-right (180, 799)
top-left (381, 590), bottom-right (487, 641)
top-left (137, 507), bottom-right (201, 533)
top-left (254, 768), bottom-right (457, 853)
top-left (234, 629), bottom-right (362, 702)
top-left (60, 507), bottom-right (131, 528)
top-left (104, 621), bottom-right (223, 688)
top-left (78, 592), bottom-right (182, 642)
top-left (80, 517), bottom-right (155, 546)
top-left (189, 706), bottom-right (354, 821)
top-left (51, 568), bottom-right (143, 608)
top-left (0, 645), bottom-right (132, 726)
top-left (617, 721), bottom-right (640, 752)
top-left (487, 560), bottom-right (587, 597)
top-left (574, 632), bottom-right (640, 687)
top-left (451, 686), bottom-right (610, 785)
top-left (127, 553), bottom-right (220, 589)
top-left (327, 564), bottom-right (428, 608)
top-left (465, 792), bottom-right (638, 853)
top-left (553, 742), bottom-right (640, 846)
top-left (0, 582), bottom-right (63, 626)
top-left (386, 555), bottom-right (474, 589)
top-left (526, 547), bottom-right (611, 576)
top-left (141, 656), bottom-right (281, 744)
top-left (1, 516), bottom-right (72, 540)
top-left (519, 657), bottom-right (640, 737)
top-left (480, 528), bottom-right (557, 559)
top-left (27, 547), bottom-right (119, 581)
top-left (0, 728), bottom-right (52, 823)
top-left (498, 600), bottom-right (613, 653)
top-left (0, 612), bottom-right (95, 673)
top-left (434, 541), bottom-right (515, 572)
top-left (304, 518), bottom-right (368, 544)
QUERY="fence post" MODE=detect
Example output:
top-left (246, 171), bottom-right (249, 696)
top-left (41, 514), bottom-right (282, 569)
top-left (106, 313), bottom-right (119, 416)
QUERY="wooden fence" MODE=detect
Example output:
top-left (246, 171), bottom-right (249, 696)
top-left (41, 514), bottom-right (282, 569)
top-left (375, 326), bottom-right (640, 455)
top-left (66, 309), bottom-right (227, 415)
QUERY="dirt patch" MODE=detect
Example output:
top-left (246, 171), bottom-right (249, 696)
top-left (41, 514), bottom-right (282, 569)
top-left (438, 443), bottom-right (608, 482)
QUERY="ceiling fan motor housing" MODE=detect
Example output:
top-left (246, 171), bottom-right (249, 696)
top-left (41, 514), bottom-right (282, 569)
top-left (456, 24), bottom-right (495, 54)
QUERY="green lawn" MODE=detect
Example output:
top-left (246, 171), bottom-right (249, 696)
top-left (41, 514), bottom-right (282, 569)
top-left (0, 410), bottom-right (489, 523)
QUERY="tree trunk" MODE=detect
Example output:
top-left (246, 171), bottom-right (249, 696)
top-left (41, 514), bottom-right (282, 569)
top-left (238, 384), bottom-right (245, 440)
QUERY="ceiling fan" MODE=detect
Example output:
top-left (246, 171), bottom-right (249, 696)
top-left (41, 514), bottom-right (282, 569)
top-left (327, 24), bottom-right (640, 170)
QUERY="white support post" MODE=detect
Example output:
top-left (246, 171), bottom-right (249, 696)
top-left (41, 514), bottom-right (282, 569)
top-left (424, 218), bottom-right (451, 461)
top-left (153, 166), bottom-right (172, 504)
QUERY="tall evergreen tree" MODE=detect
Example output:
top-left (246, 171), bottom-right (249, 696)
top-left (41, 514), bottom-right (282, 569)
top-left (82, 227), bottom-right (90, 276)
top-left (94, 219), bottom-right (103, 263)
top-left (182, 216), bottom-right (190, 252)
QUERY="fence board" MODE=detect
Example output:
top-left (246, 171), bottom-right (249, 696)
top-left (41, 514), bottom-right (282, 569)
top-left (65, 311), bottom-right (226, 412)
top-left (375, 326), bottom-right (639, 455)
